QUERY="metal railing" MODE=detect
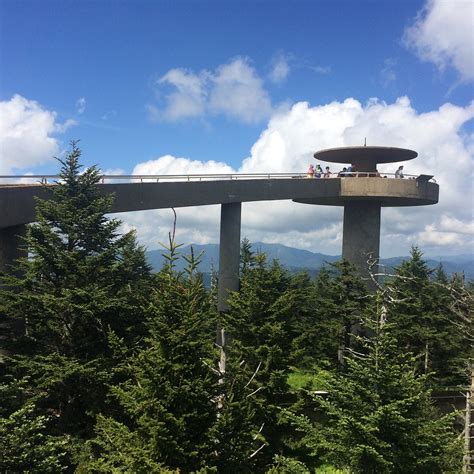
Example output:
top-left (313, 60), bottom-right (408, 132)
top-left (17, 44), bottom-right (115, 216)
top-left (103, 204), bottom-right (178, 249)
top-left (0, 172), bottom-right (435, 185)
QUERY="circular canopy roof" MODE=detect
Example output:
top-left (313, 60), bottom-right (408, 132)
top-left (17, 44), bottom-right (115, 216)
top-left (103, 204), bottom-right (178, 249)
top-left (314, 146), bottom-right (417, 165)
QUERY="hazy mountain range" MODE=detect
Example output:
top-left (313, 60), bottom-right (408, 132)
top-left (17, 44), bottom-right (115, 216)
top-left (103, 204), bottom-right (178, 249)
top-left (146, 243), bottom-right (473, 281)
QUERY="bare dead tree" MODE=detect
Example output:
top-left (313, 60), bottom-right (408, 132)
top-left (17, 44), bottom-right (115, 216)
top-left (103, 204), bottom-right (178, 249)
top-left (463, 363), bottom-right (473, 473)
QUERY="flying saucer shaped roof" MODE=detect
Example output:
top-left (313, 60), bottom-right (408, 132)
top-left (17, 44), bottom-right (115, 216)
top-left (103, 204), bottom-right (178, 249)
top-left (314, 146), bottom-right (417, 165)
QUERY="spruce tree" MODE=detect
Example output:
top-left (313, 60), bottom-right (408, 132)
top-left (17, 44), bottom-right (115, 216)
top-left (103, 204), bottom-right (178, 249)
top-left (312, 305), bottom-right (462, 473)
top-left (82, 243), bottom-right (262, 472)
top-left (388, 247), bottom-right (472, 387)
top-left (223, 252), bottom-right (301, 469)
top-left (291, 261), bottom-right (368, 369)
top-left (0, 143), bottom-right (152, 467)
top-left (429, 265), bottom-right (473, 387)
top-left (385, 247), bottom-right (434, 371)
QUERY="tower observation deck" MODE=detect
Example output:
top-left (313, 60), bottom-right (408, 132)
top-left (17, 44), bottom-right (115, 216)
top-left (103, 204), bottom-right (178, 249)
top-left (294, 146), bottom-right (438, 282)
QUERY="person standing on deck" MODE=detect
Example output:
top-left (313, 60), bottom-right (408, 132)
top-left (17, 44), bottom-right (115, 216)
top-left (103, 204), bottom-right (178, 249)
top-left (395, 165), bottom-right (404, 178)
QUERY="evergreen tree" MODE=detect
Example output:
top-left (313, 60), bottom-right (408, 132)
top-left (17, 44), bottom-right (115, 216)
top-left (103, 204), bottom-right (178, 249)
top-left (310, 305), bottom-right (462, 473)
top-left (223, 252), bottom-right (301, 469)
top-left (83, 243), bottom-right (262, 472)
top-left (388, 247), bottom-right (472, 387)
top-left (240, 237), bottom-right (257, 274)
top-left (291, 261), bottom-right (368, 369)
top-left (0, 403), bottom-right (70, 473)
top-left (0, 143), bottom-right (152, 467)
top-left (429, 265), bottom-right (473, 387)
top-left (385, 247), bottom-right (433, 371)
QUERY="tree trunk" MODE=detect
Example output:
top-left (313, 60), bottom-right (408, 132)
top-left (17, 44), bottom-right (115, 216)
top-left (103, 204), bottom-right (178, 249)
top-left (463, 364), bottom-right (473, 473)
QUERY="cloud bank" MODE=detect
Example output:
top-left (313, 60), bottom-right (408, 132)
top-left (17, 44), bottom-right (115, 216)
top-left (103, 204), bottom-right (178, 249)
top-left (120, 96), bottom-right (474, 257)
top-left (2, 92), bottom-right (471, 257)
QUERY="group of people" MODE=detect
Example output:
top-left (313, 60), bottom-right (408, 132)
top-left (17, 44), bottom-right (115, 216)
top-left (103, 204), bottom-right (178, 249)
top-left (306, 164), bottom-right (359, 178)
top-left (306, 164), bottom-right (331, 178)
top-left (306, 164), bottom-right (405, 178)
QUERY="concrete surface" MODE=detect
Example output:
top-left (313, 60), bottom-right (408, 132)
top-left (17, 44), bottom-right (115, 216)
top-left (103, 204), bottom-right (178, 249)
top-left (342, 202), bottom-right (381, 285)
top-left (218, 203), bottom-right (242, 312)
top-left (0, 176), bottom-right (439, 301)
top-left (0, 177), bottom-right (438, 229)
top-left (314, 146), bottom-right (418, 172)
top-left (293, 177), bottom-right (438, 206)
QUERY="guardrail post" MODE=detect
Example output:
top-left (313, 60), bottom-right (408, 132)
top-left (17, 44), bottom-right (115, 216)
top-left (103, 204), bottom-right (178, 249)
top-left (217, 202), bottom-right (242, 312)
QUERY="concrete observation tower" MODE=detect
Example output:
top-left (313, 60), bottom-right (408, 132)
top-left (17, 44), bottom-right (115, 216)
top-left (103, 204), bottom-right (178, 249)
top-left (0, 145), bottom-right (438, 311)
top-left (294, 146), bottom-right (439, 281)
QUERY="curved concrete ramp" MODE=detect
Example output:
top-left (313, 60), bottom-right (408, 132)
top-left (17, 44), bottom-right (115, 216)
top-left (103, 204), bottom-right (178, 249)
top-left (0, 177), bottom-right (438, 229)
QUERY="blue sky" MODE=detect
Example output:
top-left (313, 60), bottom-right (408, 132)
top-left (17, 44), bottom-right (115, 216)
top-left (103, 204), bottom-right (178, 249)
top-left (1, 0), bottom-right (473, 257)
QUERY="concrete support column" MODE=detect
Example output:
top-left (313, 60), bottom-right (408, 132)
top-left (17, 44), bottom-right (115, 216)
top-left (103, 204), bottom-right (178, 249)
top-left (218, 202), bottom-right (241, 312)
top-left (342, 202), bottom-right (380, 286)
top-left (0, 224), bottom-right (27, 277)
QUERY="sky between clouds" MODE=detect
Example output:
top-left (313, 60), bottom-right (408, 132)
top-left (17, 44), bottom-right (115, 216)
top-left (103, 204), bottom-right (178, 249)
top-left (0, 0), bottom-right (473, 257)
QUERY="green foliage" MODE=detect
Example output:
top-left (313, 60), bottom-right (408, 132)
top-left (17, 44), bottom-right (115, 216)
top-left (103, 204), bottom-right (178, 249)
top-left (313, 310), bottom-right (462, 473)
top-left (0, 156), bottom-right (467, 472)
top-left (82, 242), bottom-right (218, 471)
top-left (0, 404), bottom-right (70, 472)
top-left (287, 368), bottom-right (331, 391)
top-left (266, 455), bottom-right (310, 473)
top-left (1, 143), bottom-right (151, 358)
top-left (83, 242), bottom-right (263, 472)
top-left (387, 247), bottom-right (472, 387)
top-left (79, 415), bottom-right (174, 473)
top-left (4, 354), bottom-right (113, 437)
top-left (223, 250), bottom-right (310, 468)
top-left (291, 261), bottom-right (368, 369)
top-left (0, 143), bottom-right (152, 468)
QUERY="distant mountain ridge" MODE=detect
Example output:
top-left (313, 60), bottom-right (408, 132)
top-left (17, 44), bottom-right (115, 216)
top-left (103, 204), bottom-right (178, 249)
top-left (146, 242), bottom-right (473, 280)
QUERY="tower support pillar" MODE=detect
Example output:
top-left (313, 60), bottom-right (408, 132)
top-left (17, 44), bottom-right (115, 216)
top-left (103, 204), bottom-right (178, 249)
top-left (342, 202), bottom-right (380, 287)
top-left (218, 203), bottom-right (241, 312)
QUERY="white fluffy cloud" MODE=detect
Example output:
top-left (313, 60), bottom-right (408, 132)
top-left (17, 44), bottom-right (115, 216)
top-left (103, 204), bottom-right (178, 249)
top-left (121, 96), bottom-right (474, 257)
top-left (209, 58), bottom-right (273, 123)
top-left (153, 69), bottom-right (207, 121)
top-left (150, 58), bottom-right (273, 123)
top-left (0, 94), bottom-right (75, 174)
top-left (403, 0), bottom-right (474, 81)
top-left (132, 155), bottom-right (234, 176)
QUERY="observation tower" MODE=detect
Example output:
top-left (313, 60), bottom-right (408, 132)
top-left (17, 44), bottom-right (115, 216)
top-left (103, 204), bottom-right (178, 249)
top-left (294, 146), bottom-right (439, 282)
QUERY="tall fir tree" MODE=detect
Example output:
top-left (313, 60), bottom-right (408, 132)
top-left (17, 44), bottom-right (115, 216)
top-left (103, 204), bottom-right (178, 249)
top-left (82, 242), bottom-right (263, 472)
top-left (291, 260), bottom-right (368, 369)
top-left (0, 143), bottom-right (152, 469)
top-left (223, 250), bottom-right (303, 469)
top-left (387, 247), bottom-right (472, 387)
top-left (303, 303), bottom-right (462, 473)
